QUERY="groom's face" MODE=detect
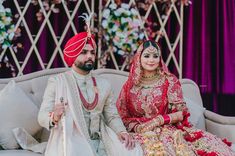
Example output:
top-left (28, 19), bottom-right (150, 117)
top-left (74, 44), bottom-right (96, 71)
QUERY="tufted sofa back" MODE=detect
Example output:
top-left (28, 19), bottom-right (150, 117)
top-left (0, 68), bottom-right (69, 108)
top-left (0, 68), bottom-right (205, 142)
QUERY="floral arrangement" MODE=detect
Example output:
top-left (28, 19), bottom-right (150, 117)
top-left (0, 0), bottom-right (23, 77)
top-left (101, 2), bottom-right (145, 56)
top-left (0, 0), bottom-right (15, 49)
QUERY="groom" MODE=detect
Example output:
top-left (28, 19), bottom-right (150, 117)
top-left (37, 16), bottom-right (138, 156)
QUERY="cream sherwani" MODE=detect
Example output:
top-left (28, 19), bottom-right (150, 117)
top-left (38, 69), bottom-right (143, 156)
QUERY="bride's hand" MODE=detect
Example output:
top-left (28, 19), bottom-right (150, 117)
top-left (169, 111), bottom-right (183, 124)
top-left (176, 111), bottom-right (183, 121)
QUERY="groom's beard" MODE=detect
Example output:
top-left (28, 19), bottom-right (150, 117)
top-left (75, 60), bottom-right (95, 71)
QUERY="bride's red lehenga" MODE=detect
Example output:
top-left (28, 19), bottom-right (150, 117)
top-left (116, 41), bottom-right (235, 156)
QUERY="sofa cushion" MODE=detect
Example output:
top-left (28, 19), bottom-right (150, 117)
top-left (0, 150), bottom-right (42, 156)
top-left (184, 97), bottom-right (206, 130)
top-left (0, 81), bottom-right (42, 149)
top-left (232, 144), bottom-right (235, 151)
top-left (13, 128), bottom-right (46, 154)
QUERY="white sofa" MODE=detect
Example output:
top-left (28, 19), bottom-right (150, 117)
top-left (0, 68), bottom-right (234, 155)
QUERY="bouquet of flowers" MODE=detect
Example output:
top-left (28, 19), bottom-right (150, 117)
top-left (101, 2), bottom-right (145, 56)
top-left (0, 0), bottom-right (15, 49)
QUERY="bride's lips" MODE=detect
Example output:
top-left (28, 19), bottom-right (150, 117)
top-left (146, 64), bottom-right (156, 66)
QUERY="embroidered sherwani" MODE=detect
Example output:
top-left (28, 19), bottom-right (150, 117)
top-left (38, 69), bottom-right (143, 156)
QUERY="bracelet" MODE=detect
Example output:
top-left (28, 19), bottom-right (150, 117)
top-left (163, 115), bottom-right (171, 124)
top-left (158, 115), bottom-right (164, 125)
top-left (169, 115), bottom-right (172, 124)
top-left (133, 124), bottom-right (140, 133)
top-left (136, 125), bottom-right (143, 133)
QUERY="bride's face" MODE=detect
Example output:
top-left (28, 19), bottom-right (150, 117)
top-left (140, 46), bottom-right (160, 72)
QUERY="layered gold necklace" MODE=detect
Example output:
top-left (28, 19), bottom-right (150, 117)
top-left (139, 73), bottom-right (161, 88)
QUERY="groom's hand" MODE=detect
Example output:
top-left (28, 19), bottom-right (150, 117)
top-left (117, 132), bottom-right (135, 150)
top-left (53, 102), bottom-right (68, 123)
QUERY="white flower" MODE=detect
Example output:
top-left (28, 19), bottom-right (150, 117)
top-left (5, 17), bottom-right (12, 23)
top-left (113, 46), bottom-right (117, 52)
top-left (0, 36), bottom-right (4, 43)
top-left (116, 31), bottom-right (126, 39)
top-left (139, 33), bottom-right (145, 39)
top-left (0, 21), bottom-right (4, 28)
top-left (111, 24), bottom-right (118, 32)
top-left (2, 44), bottom-right (8, 49)
top-left (107, 27), bottom-right (112, 34)
top-left (9, 24), bottom-right (14, 30)
top-left (109, 3), bottom-right (117, 10)
top-left (132, 32), bottom-right (138, 38)
top-left (0, 0), bottom-right (5, 5)
top-left (121, 3), bottom-right (130, 9)
top-left (102, 19), bottom-right (108, 28)
top-left (104, 35), bottom-right (109, 41)
top-left (121, 17), bottom-right (127, 24)
top-left (115, 41), bottom-right (122, 48)
top-left (4, 56), bottom-right (8, 62)
top-left (117, 50), bottom-right (125, 55)
top-left (124, 10), bottom-right (131, 16)
top-left (126, 17), bottom-right (132, 24)
top-left (116, 8), bottom-right (125, 15)
top-left (5, 8), bottom-right (10, 13)
top-left (103, 9), bottom-right (110, 19)
top-left (8, 32), bottom-right (14, 40)
top-left (130, 8), bottom-right (138, 16)
top-left (132, 44), bottom-right (137, 50)
top-left (133, 18), bottom-right (141, 27)
top-left (1, 31), bottom-right (6, 38)
top-left (0, 4), bottom-right (4, 12)
top-left (7, 27), bottom-right (14, 33)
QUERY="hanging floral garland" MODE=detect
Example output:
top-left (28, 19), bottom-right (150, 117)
top-left (101, 2), bottom-right (145, 56)
top-left (0, 0), bottom-right (15, 49)
top-left (0, 0), bottom-right (18, 77)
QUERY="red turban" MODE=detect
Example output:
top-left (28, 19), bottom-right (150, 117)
top-left (63, 32), bottom-right (96, 67)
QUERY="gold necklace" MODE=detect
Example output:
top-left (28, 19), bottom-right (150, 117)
top-left (141, 73), bottom-right (160, 82)
top-left (142, 74), bottom-right (158, 79)
top-left (139, 74), bottom-right (162, 89)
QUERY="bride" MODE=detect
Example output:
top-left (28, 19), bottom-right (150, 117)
top-left (116, 40), bottom-right (235, 156)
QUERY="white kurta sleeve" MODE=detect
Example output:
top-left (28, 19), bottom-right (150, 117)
top-left (103, 87), bottom-right (127, 134)
top-left (38, 76), bottom-right (56, 130)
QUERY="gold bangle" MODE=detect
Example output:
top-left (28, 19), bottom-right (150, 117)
top-left (158, 115), bottom-right (164, 125)
top-left (169, 115), bottom-right (172, 124)
top-left (137, 124), bottom-right (143, 133)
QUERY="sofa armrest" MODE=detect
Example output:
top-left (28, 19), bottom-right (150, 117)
top-left (204, 110), bottom-right (235, 125)
top-left (205, 110), bottom-right (235, 143)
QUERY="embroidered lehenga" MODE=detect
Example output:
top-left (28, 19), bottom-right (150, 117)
top-left (116, 41), bottom-right (235, 156)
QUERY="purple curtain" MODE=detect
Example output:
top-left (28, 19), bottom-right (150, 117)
top-left (183, 0), bottom-right (235, 115)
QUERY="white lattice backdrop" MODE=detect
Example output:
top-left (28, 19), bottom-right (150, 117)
top-left (0, 0), bottom-right (184, 78)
